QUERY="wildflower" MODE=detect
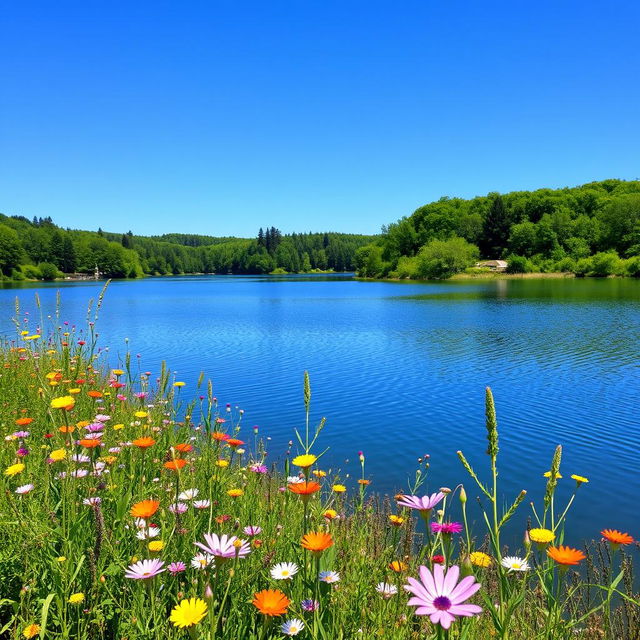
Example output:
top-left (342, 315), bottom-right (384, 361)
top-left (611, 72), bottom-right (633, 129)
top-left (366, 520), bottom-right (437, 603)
top-left (173, 381), bottom-right (186, 387)
top-left (469, 552), bottom-right (492, 568)
top-left (178, 488), bottom-right (199, 501)
top-left (323, 509), bottom-right (338, 520)
top-left (271, 562), bottom-right (299, 580)
top-left (389, 560), bottom-right (408, 572)
top-left (405, 564), bottom-right (482, 630)
top-left (547, 545), bottom-right (586, 566)
top-left (301, 599), bottom-right (319, 612)
top-left (287, 475), bottom-right (304, 484)
top-left (68, 592), bottom-right (85, 604)
top-left (571, 474), bottom-right (589, 484)
top-left (319, 571), bottom-right (340, 583)
top-left (543, 471), bottom-right (562, 479)
top-left (194, 533), bottom-right (251, 559)
top-left (249, 463), bottom-right (268, 473)
top-left (193, 500), bottom-right (211, 509)
top-left (225, 438), bottom-right (245, 448)
top-left (376, 582), bottom-right (398, 598)
top-left (212, 431), bottom-right (229, 442)
top-left (288, 481), bottom-right (321, 502)
top-left (501, 556), bottom-right (530, 572)
top-left (389, 515), bottom-right (404, 526)
top-left (130, 499), bottom-right (160, 519)
top-left (148, 540), bottom-right (164, 552)
top-left (431, 555), bottom-right (445, 564)
top-left (358, 479), bottom-right (371, 486)
top-left (4, 463), bottom-right (25, 476)
top-left (312, 469), bottom-right (326, 478)
top-left (281, 618), bottom-right (305, 636)
top-left (191, 553), bottom-right (214, 569)
top-left (215, 459), bottom-right (229, 468)
top-left (301, 531), bottom-right (333, 554)
top-left (57, 556), bottom-right (66, 562)
top-left (252, 589), bottom-right (291, 616)
top-left (292, 454), bottom-right (317, 468)
top-left (125, 558), bottom-right (165, 579)
top-left (16, 484), bottom-right (35, 494)
top-left (601, 529), bottom-right (634, 548)
top-left (22, 623), bottom-right (41, 638)
top-left (83, 497), bottom-right (102, 506)
top-left (168, 561), bottom-right (186, 575)
top-left (133, 437), bottom-right (155, 448)
top-left (332, 484), bottom-right (346, 493)
top-left (431, 522), bottom-right (463, 534)
top-left (227, 488), bottom-right (244, 498)
top-left (79, 439), bottom-right (101, 448)
top-left (174, 443), bottom-right (192, 453)
top-left (170, 597), bottom-right (208, 628)
top-left (169, 503), bottom-right (188, 515)
top-left (51, 396), bottom-right (75, 410)
top-left (397, 493), bottom-right (445, 518)
top-left (529, 528), bottom-right (555, 544)
top-left (244, 525), bottom-right (262, 536)
top-left (87, 391), bottom-right (103, 399)
top-left (16, 418), bottom-right (34, 426)
top-left (164, 459), bottom-right (187, 471)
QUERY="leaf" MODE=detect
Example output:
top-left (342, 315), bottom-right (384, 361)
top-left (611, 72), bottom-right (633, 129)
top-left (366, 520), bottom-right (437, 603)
top-left (39, 593), bottom-right (54, 639)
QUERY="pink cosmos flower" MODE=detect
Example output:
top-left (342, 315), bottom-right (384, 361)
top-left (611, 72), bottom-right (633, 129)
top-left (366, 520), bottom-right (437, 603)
top-left (431, 522), bottom-right (463, 534)
top-left (405, 564), bottom-right (482, 630)
top-left (244, 525), bottom-right (262, 537)
top-left (168, 561), bottom-right (186, 575)
top-left (194, 533), bottom-right (251, 559)
top-left (124, 558), bottom-right (165, 580)
top-left (397, 492), bottom-right (445, 514)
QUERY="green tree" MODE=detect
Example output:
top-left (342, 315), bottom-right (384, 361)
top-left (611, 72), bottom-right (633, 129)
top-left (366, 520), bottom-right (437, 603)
top-left (416, 236), bottom-right (479, 279)
top-left (0, 224), bottom-right (23, 275)
top-left (479, 194), bottom-right (510, 257)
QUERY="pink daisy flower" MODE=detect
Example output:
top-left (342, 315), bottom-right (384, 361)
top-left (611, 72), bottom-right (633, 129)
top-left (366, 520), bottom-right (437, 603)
top-left (194, 533), bottom-right (251, 560)
top-left (124, 559), bottom-right (165, 580)
top-left (397, 492), bottom-right (445, 515)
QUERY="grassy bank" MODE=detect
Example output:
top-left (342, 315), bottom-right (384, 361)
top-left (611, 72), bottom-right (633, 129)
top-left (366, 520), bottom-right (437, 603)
top-left (1, 298), bottom-right (638, 639)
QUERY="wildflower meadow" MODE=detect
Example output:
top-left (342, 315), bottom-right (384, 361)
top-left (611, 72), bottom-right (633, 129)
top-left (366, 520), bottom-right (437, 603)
top-left (1, 290), bottom-right (638, 639)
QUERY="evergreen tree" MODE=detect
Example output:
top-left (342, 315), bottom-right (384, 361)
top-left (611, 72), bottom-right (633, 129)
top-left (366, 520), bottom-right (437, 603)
top-left (479, 194), bottom-right (510, 257)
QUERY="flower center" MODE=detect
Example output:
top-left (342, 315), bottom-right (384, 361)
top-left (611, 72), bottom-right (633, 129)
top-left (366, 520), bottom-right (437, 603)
top-left (433, 596), bottom-right (451, 611)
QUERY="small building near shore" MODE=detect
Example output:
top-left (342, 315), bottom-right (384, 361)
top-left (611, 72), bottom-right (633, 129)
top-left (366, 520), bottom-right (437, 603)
top-left (475, 260), bottom-right (508, 272)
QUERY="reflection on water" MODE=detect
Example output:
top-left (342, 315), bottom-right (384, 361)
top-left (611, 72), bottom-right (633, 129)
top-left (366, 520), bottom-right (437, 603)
top-left (1, 275), bottom-right (639, 543)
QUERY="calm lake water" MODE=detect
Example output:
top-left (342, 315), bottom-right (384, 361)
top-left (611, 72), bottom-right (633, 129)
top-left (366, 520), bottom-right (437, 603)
top-left (2, 275), bottom-right (639, 544)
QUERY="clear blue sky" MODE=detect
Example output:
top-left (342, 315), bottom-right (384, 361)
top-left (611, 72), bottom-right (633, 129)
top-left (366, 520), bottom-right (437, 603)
top-left (1, 1), bottom-right (638, 237)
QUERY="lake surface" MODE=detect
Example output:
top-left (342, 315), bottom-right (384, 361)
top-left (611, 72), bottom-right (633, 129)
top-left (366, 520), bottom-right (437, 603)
top-left (3, 275), bottom-right (639, 544)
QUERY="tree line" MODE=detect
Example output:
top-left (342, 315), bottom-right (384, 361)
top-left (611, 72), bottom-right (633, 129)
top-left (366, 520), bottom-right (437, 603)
top-left (355, 179), bottom-right (640, 279)
top-left (0, 215), bottom-right (375, 280)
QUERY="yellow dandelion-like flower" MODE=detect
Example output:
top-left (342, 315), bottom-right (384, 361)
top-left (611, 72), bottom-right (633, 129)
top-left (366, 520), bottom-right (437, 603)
top-left (470, 551), bottom-right (492, 567)
top-left (388, 514), bottom-right (404, 526)
top-left (292, 454), bottom-right (317, 468)
top-left (170, 597), bottom-right (208, 628)
top-left (332, 484), bottom-right (346, 493)
top-left (49, 448), bottom-right (67, 462)
top-left (227, 488), bottom-right (244, 498)
top-left (113, 423), bottom-right (124, 430)
top-left (215, 459), bottom-right (229, 468)
top-left (50, 396), bottom-right (75, 410)
top-left (56, 556), bottom-right (67, 562)
top-left (112, 369), bottom-right (124, 376)
top-left (312, 469), bottom-right (327, 478)
top-left (571, 474), bottom-right (589, 484)
top-left (148, 540), bottom-right (164, 552)
top-left (323, 509), bottom-right (338, 520)
top-left (69, 388), bottom-right (81, 394)
top-left (68, 592), bottom-right (85, 604)
top-left (529, 528), bottom-right (555, 544)
top-left (173, 381), bottom-right (186, 388)
top-left (4, 463), bottom-right (25, 477)
top-left (543, 471), bottom-right (562, 479)
top-left (22, 623), bottom-right (41, 639)
top-left (134, 411), bottom-right (148, 419)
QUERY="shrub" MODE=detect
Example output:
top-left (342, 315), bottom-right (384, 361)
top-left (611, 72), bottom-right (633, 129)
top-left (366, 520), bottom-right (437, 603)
top-left (505, 255), bottom-right (531, 274)
top-left (622, 256), bottom-right (640, 277)
top-left (590, 251), bottom-right (622, 277)
top-left (416, 236), bottom-right (479, 279)
top-left (573, 257), bottom-right (593, 277)
top-left (37, 262), bottom-right (60, 280)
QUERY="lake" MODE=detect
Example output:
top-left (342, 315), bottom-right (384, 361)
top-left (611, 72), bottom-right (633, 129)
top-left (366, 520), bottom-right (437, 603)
top-left (3, 275), bottom-right (639, 544)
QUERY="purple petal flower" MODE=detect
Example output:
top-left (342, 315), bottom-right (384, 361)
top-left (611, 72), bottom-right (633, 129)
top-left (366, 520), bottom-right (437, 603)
top-left (405, 564), bottom-right (482, 630)
top-left (125, 558), bottom-right (165, 580)
top-left (431, 522), bottom-right (463, 535)
top-left (168, 561), bottom-right (186, 575)
top-left (397, 492), bottom-right (445, 514)
top-left (194, 533), bottom-right (251, 559)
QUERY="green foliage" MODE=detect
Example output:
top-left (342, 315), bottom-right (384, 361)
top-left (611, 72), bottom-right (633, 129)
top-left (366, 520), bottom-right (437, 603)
top-left (505, 255), bottom-right (533, 274)
top-left (589, 251), bottom-right (622, 277)
top-left (416, 236), bottom-right (479, 279)
top-left (37, 262), bottom-right (60, 280)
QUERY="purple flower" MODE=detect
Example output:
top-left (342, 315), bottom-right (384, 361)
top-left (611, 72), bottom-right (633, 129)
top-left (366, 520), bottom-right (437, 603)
top-left (405, 564), bottom-right (482, 630)
top-left (243, 525), bottom-right (262, 537)
top-left (16, 447), bottom-right (29, 457)
top-left (94, 414), bottom-right (111, 423)
top-left (194, 533), bottom-right (251, 560)
top-left (125, 559), bottom-right (165, 580)
top-left (301, 599), bottom-right (320, 612)
top-left (85, 423), bottom-right (105, 433)
top-left (397, 492), bottom-right (445, 515)
top-left (249, 463), bottom-right (268, 474)
top-left (12, 431), bottom-right (30, 439)
top-left (431, 522), bottom-right (463, 535)
top-left (83, 497), bottom-right (102, 506)
top-left (168, 561), bottom-right (186, 575)
top-left (169, 503), bottom-right (188, 515)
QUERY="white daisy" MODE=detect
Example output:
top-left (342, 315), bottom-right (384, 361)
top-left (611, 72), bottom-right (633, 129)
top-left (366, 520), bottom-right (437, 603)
top-left (375, 582), bottom-right (398, 598)
top-left (501, 556), bottom-right (530, 572)
top-left (270, 562), bottom-right (299, 580)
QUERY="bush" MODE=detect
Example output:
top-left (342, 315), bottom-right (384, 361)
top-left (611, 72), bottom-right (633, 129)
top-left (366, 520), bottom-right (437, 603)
top-left (573, 257), bottom-right (593, 277)
top-left (391, 256), bottom-right (419, 279)
top-left (21, 264), bottom-right (41, 279)
top-left (505, 255), bottom-right (531, 274)
top-left (37, 262), bottom-right (60, 280)
top-left (622, 256), bottom-right (640, 277)
top-left (555, 256), bottom-right (576, 273)
top-left (416, 236), bottom-right (479, 279)
top-left (590, 251), bottom-right (622, 277)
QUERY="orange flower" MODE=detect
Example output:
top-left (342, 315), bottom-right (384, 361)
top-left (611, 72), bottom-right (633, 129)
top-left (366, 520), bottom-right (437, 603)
top-left (601, 529), bottom-right (634, 547)
top-left (130, 499), bottom-right (160, 519)
top-left (87, 390), bottom-right (103, 399)
top-left (301, 531), bottom-right (333, 554)
top-left (133, 437), bottom-right (156, 449)
top-left (288, 481), bottom-right (321, 496)
top-left (212, 432), bottom-right (229, 442)
top-left (547, 545), bottom-right (586, 566)
top-left (15, 417), bottom-right (34, 426)
top-left (252, 589), bottom-right (290, 616)
top-left (59, 425), bottom-right (75, 433)
top-left (389, 560), bottom-right (408, 572)
top-left (174, 443), bottom-right (192, 453)
top-left (225, 438), bottom-right (245, 448)
top-left (79, 439), bottom-right (101, 448)
top-left (358, 479), bottom-right (371, 486)
top-left (164, 459), bottom-right (187, 471)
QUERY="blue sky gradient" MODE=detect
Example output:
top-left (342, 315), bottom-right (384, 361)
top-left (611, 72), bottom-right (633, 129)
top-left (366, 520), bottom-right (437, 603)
top-left (1, 1), bottom-right (639, 237)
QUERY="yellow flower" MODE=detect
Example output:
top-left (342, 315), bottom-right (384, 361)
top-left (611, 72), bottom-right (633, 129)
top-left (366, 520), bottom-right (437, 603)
top-left (21, 330), bottom-right (29, 336)
top-left (470, 551), bottom-right (492, 568)
top-left (69, 388), bottom-right (81, 394)
top-left (170, 597), bottom-right (207, 628)
top-left (4, 463), bottom-right (25, 477)
top-left (148, 540), bottom-right (164, 552)
top-left (215, 459), bottom-right (229, 468)
top-left (543, 471), bottom-right (562, 479)
top-left (571, 474), bottom-right (589, 484)
top-left (45, 372), bottom-right (60, 380)
top-left (113, 423), bottom-right (124, 430)
top-left (24, 335), bottom-right (40, 341)
top-left (323, 509), bottom-right (338, 520)
top-left (49, 448), bottom-right (67, 462)
top-left (388, 514), bottom-right (405, 526)
top-left (227, 488), bottom-right (244, 498)
top-left (134, 411), bottom-right (148, 418)
top-left (312, 469), bottom-right (327, 478)
top-left (50, 396), bottom-right (75, 410)
top-left (76, 421), bottom-right (90, 428)
top-left (292, 454), bottom-right (317, 468)
top-left (332, 484), bottom-right (346, 493)
top-left (112, 369), bottom-right (124, 376)
top-left (68, 592), bottom-right (85, 604)
top-left (22, 623), bottom-right (41, 639)
top-left (173, 381), bottom-right (186, 387)
top-left (56, 556), bottom-right (66, 562)
top-left (529, 528), bottom-right (555, 544)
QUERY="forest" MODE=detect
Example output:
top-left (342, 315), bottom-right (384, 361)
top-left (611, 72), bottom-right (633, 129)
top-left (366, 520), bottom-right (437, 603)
top-left (355, 179), bottom-right (640, 279)
top-left (0, 215), bottom-right (375, 279)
